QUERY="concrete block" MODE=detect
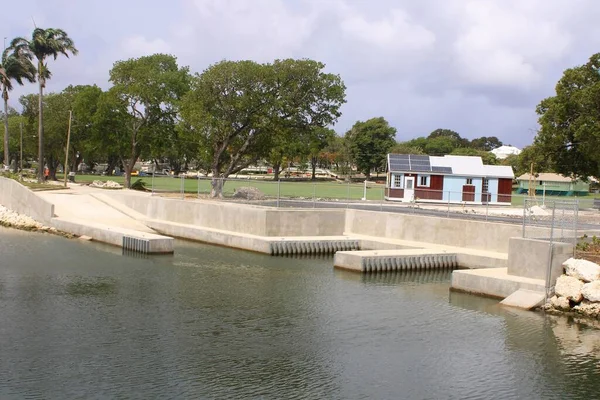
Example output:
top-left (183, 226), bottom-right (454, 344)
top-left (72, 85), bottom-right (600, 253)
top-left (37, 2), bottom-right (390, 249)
top-left (500, 289), bottom-right (546, 310)
top-left (451, 268), bottom-right (546, 299)
top-left (0, 177), bottom-right (54, 223)
top-left (507, 237), bottom-right (573, 284)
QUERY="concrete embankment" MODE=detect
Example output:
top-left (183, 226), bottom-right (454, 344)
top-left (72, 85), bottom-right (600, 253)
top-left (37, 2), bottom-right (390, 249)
top-left (0, 177), bottom-right (54, 224)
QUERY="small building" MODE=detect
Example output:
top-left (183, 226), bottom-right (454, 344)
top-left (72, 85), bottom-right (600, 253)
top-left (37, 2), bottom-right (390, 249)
top-left (516, 173), bottom-right (590, 196)
top-left (491, 145), bottom-right (521, 160)
top-left (385, 154), bottom-right (514, 204)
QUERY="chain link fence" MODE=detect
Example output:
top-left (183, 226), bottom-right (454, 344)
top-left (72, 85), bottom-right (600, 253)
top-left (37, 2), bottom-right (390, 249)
top-left (522, 197), bottom-right (579, 247)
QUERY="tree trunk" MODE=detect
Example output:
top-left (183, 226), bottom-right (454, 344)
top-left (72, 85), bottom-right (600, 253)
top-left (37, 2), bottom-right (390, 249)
top-left (210, 173), bottom-right (224, 198)
top-left (273, 163), bottom-right (281, 181)
top-left (3, 94), bottom-right (8, 169)
top-left (311, 156), bottom-right (317, 180)
top-left (37, 73), bottom-right (44, 182)
top-left (125, 160), bottom-right (135, 189)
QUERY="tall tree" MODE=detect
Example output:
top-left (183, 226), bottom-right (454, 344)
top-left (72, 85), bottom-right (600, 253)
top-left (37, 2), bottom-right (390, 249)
top-left (8, 28), bottom-right (78, 181)
top-left (470, 136), bottom-right (503, 151)
top-left (109, 54), bottom-right (190, 188)
top-left (390, 142), bottom-right (425, 155)
top-left (535, 53), bottom-right (600, 179)
top-left (346, 117), bottom-right (396, 179)
top-left (1, 46), bottom-right (36, 168)
top-left (308, 127), bottom-right (336, 180)
top-left (181, 59), bottom-right (345, 197)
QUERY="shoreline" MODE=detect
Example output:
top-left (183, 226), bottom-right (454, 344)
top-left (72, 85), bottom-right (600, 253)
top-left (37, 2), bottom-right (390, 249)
top-left (0, 205), bottom-right (76, 239)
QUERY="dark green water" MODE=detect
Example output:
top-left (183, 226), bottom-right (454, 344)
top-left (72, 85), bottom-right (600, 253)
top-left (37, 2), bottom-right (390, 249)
top-left (0, 227), bottom-right (599, 399)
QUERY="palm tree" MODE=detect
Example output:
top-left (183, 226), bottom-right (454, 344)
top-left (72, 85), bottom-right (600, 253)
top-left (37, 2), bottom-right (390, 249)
top-left (8, 28), bottom-right (78, 181)
top-left (1, 47), bottom-right (36, 169)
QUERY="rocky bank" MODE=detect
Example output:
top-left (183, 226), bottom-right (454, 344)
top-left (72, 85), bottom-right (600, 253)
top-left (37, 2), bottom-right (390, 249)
top-left (0, 204), bottom-right (72, 237)
top-left (542, 258), bottom-right (600, 319)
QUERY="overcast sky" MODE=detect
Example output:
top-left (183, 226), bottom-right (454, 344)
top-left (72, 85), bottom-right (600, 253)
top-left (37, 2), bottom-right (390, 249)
top-left (4, 0), bottom-right (600, 147)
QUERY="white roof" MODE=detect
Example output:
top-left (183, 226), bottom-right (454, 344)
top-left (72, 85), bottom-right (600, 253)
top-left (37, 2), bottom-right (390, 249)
top-left (491, 145), bottom-right (521, 160)
top-left (431, 155), bottom-right (514, 179)
top-left (517, 173), bottom-right (579, 183)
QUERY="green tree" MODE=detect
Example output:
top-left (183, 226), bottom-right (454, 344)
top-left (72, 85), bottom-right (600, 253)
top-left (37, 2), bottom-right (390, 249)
top-left (346, 117), bottom-right (396, 179)
top-left (390, 141), bottom-right (425, 155)
top-left (535, 52), bottom-right (600, 179)
top-left (1, 46), bottom-right (36, 168)
top-left (308, 127), bottom-right (336, 180)
top-left (470, 136), bottom-right (503, 151)
top-left (109, 53), bottom-right (190, 188)
top-left (8, 28), bottom-right (78, 181)
top-left (181, 59), bottom-right (345, 197)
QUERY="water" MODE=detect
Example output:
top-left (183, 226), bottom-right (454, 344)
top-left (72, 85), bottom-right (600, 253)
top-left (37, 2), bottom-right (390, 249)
top-left (0, 227), bottom-right (598, 399)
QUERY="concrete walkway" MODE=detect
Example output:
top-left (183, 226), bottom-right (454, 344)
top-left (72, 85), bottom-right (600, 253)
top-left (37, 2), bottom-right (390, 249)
top-left (36, 185), bottom-right (156, 234)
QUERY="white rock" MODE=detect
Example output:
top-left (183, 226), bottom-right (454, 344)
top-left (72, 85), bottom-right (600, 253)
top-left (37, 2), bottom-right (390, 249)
top-left (581, 281), bottom-right (600, 303)
top-left (563, 258), bottom-right (600, 282)
top-left (555, 275), bottom-right (584, 303)
top-left (0, 205), bottom-right (43, 229)
top-left (573, 301), bottom-right (600, 318)
top-left (550, 295), bottom-right (571, 310)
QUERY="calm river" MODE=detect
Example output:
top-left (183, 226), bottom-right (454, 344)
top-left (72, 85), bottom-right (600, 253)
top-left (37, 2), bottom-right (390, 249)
top-left (0, 227), bottom-right (599, 399)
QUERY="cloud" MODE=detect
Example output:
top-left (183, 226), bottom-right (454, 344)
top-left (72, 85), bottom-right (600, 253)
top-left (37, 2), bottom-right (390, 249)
top-left (3, 0), bottom-right (600, 147)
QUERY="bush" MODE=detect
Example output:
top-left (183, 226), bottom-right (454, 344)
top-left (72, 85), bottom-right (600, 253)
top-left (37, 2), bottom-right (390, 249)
top-left (131, 179), bottom-right (147, 191)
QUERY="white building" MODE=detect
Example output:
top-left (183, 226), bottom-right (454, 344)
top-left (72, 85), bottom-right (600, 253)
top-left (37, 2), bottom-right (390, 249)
top-left (490, 145), bottom-right (522, 160)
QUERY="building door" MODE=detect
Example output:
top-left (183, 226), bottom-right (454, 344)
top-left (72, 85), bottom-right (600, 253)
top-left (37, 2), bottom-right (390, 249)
top-left (404, 177), bottom-right (415, 202)
top-left (481, 178), bottom-right (491, 203)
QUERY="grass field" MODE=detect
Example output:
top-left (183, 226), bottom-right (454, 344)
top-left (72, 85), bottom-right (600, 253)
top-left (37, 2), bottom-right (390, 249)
top-left (66, 174), bottom-right (600, 207)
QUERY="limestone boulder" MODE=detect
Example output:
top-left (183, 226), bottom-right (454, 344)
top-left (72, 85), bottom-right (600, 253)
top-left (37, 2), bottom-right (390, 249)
top-left (555, 275), bottom-right (583, 303)
top-left (563, 258), bottom-right (600, 282)
top-left (232, 186), bottom-right (265, 201)
top-left (573, 301), bottom-right (600, 318)
top-left (581, 281), bottom-right (600, 303)
top-left (550, 295), bottom-right (571, 311)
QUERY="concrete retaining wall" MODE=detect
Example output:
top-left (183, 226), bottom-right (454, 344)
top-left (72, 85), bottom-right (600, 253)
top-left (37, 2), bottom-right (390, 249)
top-left (344, 209), bottom-right (550, 253)
top-left (0, 177), bottom-right (54, 223)
top-left (507, 237), bottom-right (573, 284)
top-left (106, 192), bottom-right (345, 237)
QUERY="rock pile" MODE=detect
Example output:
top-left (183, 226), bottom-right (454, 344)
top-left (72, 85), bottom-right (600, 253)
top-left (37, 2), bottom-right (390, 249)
top-left (90, 180), bottom-right (123, 189)
top-left (232, 186), bottom-right (265, 201)
top-left (0, 205), bottom-right (43, 230)
top-left (543, 258), bottom-right (600, 319)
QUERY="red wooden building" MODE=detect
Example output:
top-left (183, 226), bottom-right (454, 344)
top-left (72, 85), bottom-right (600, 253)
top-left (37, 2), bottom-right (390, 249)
top-left (385, 154), bottom-right (514, 204)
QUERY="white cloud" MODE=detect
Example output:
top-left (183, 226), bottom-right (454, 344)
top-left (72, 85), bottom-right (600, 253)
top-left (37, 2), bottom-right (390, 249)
top-left (453, 0), bottom-right (571, 88)
top-left (121, 35), bottom-right (172, 58)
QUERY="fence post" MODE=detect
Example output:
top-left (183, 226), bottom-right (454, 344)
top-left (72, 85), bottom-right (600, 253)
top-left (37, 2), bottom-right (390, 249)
top-left (447, 191), bottom-right (450, 218)
top-left (197, 172), bottom-right (200, 199)
top-left (151, 171), bottom-right (155, 196)
top-left (313, 182), bottom-right (316, 208)
top-left (346, 181), bottom-right (350, 209)
top-left (181, 175), bottom-right (185, 200)
top-left (522, 198), bottom-right (527, 238)
top-left (486, 200), bottom-right (489, 221)
top-left (380, 186), bottom-right (384, 212)
top-left (277, 179), bottom-right (281, 208)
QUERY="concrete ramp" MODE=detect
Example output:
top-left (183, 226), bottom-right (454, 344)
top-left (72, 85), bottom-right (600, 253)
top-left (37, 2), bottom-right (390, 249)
top-left (334, 249), bottom-right (458, 273)
top-left (500, 289), bottom-right (546, 310)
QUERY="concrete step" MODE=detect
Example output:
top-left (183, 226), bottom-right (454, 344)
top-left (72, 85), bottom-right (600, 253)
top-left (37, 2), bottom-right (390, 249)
top-left (500, 289), bottom-right (546, 310)
top-left (451, 268), bottom-right (546, 299)
top-left (334, 249), bottom-right (458, 273)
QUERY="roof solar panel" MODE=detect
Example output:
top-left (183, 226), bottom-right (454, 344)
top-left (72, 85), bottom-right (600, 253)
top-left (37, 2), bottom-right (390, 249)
top-left (432, 166), bottom-right (453, 174)
top-left (389, 154), bottom-right (455, 174)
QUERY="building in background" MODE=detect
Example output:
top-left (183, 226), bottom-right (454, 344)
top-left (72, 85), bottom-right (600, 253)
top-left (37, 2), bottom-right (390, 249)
top-left (385, 154), bottom-right (514, 204)
top-left (516, 173), bottom-right (591, 196)
top-left (491, 145), bottom-right (522, 160)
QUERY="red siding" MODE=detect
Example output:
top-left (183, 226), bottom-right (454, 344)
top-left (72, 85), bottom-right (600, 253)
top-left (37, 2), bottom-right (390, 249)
top-left (498, 178), bottom-right (513, 203)
top-left (386, 188), bottom-right (404, 198)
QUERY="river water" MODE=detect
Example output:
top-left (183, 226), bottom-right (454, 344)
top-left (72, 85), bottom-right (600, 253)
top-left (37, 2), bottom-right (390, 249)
top-left (0, 227), bottom-right (599, 399)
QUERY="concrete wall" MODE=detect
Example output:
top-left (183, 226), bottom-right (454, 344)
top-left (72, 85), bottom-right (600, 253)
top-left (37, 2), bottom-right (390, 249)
top-left (345, 209), bottom-right (550, 253)
top-left (0, 177), bottom-right (54, 223)
top-left (507, 237), bottom-right (573, 284)
top-left (106, 192), bottom-right (345, 237)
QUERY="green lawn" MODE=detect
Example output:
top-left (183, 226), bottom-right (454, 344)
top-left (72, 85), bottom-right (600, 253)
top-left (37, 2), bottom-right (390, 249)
top-left (66, 174), bottom-right (600, 207)
top-left (68, 174), bottom-right (386, 201)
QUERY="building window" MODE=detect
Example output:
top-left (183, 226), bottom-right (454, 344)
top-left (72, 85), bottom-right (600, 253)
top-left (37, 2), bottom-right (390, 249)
top-left (466, 178), bottom-right (473, 185)
top-left (419, 175), bottom-right (429, 187)
top-left (394, 175), bottom-right (402, 188)
top-left (482, 178), bottom-right (489, 193)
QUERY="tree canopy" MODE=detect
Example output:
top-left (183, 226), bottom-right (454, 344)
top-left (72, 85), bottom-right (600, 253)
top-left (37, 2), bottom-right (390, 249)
top-left (535, 53), bottom-right (600, 179)
top-left (346, 117), bottom-right (396, 178)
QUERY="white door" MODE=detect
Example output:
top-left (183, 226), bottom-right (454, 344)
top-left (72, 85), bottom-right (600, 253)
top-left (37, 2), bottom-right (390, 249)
top-left (404, 177), bottom-right (415, 202)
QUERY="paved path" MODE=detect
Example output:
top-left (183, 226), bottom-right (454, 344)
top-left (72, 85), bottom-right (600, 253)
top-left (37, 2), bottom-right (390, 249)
top-left (36, 185), bottom-right (156, 233)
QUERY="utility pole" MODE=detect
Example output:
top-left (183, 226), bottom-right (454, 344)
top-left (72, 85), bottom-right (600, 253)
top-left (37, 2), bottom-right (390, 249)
top-left (63, 110), bottom-right (72, 188)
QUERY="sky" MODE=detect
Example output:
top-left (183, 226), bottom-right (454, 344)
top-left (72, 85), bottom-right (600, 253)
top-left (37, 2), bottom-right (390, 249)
top-left (4, 0), bottom-right (600, 147)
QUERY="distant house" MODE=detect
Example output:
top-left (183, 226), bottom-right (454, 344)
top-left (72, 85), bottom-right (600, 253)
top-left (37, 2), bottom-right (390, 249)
top-left (385, 154), bottom-right (515, 204)
top-left (516, 173), bottom-right (591, 196)
top-left (491, 145), bottom-right (521, 160)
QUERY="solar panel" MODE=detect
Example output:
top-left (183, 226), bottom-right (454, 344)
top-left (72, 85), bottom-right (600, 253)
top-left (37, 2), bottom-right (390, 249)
top-left (389, 154), bottom-right (453, 174)
top-left (432, 166), bottom-right (453, 174)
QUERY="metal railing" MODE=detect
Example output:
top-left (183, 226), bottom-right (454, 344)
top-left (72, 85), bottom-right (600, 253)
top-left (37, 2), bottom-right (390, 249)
top-left (522, 197), bottom-right (579, 247)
